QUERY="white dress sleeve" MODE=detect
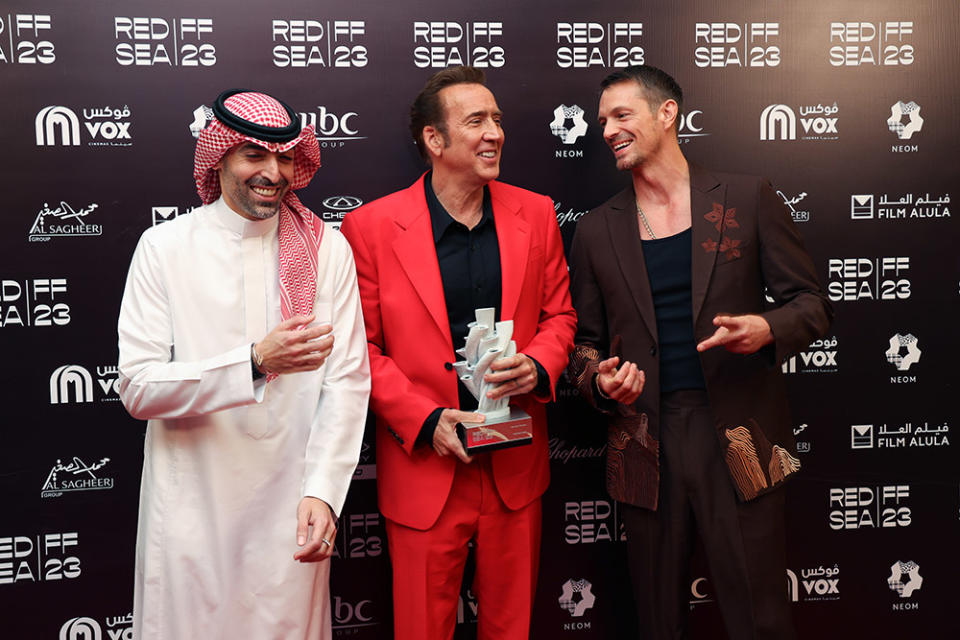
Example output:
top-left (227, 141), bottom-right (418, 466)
top-left (117, 233), bottom-right (263, 421)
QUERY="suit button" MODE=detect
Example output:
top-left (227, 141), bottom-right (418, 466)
top-left (650, 346), bottom-right (657, 356)
top-left (444, 362), bottom-right (453, 371)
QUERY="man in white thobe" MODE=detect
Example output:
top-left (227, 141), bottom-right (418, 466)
top-left (117, 89), bottom-right (370, 639)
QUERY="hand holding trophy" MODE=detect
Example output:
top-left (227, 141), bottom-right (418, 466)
top-left (453, 308), bottom-right (534, 453)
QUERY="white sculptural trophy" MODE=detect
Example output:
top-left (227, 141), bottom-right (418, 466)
top-left (453, 308), bottom-right (534, 453)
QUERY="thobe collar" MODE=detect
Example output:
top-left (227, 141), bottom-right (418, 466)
top-left (210, 196), bottom-right (279, 238)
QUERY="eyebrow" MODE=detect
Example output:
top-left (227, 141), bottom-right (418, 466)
top-left (598, 105), bottom-right (631, 122)
top-left (463, 109), bottom-right (503, 122)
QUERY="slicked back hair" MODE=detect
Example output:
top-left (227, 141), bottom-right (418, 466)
top-left (600, 65), bottom-right (684, 136)
top-left (410, 66), bottom-right (487, 162)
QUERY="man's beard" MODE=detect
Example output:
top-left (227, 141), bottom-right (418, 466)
top-left (231, 178), bottom-right (288, 219)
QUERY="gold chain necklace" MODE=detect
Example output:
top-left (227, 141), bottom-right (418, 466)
top-left (636, 202), bottom-right (657, 240)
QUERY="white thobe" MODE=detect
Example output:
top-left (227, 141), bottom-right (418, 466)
top-left (117, 197), bottom-right (370, 640)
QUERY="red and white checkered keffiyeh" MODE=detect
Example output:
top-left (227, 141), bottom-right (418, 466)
top-left (193, 91), bottom-right (324, 322)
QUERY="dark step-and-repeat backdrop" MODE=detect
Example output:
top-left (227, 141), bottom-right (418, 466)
top-left (2, 1), bottom-right (957, 638)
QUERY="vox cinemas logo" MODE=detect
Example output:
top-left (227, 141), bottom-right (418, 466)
top-left (413, 21), bottom-right (504, 68)
top-left (564, 499), bottom-right (624, 544)
top-left (826, 257), bottom-right (910, 302)
top-left (60, 613), bottom-right (133, 640)
top-left (828, 485), bottom-right (911, 530)
top-left (829, 21), bottom-right (913, 67)
top-left (787, 565), bottom-right (840, 602)
top-left (694, 22), bottom-right (780, 67)
top-left (850, 192), bottom-right (950, 221)
top-left (299, 107), bottom-right (365, 149)
top-left (851, 422), bottom-right (949, 451)
top-left (0, 14), bottom-right (55, 64)
top-left (41, 455), bottom-right (114, 499)
top-left (781, 337), bottom-right (838, 374)
top-left (760, 102), bottom-right (839, 141)
top-left (0, 532), bottom-right (81, 586)
top-left (272, 19), bottom-right (366, 68)
top-left (114, 17), bottom-right (215, 66)
top-left (556, 22), bottom-right (643, 68)
top-left (36, 105), bottom-right (133, 147)
top-left (0, 278), bottom-right (70, 328)
top-left (29, 201), bottom-right (101, 242)
top-left (50, 364), bottom-right (122, 404)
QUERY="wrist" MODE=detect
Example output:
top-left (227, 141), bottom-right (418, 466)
top-left (251, 342), bottom-right (267, 379)
top-left (593, 373), bottom-right (612, 400)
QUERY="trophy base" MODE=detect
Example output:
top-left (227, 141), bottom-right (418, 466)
top-left (457, 407), bottom-right (533, 454)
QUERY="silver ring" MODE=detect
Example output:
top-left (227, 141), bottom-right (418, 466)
top-left (321, 538), bottom-right (331, 547)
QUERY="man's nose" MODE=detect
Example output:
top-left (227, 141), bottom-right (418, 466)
top-left (260, 155), bottom-right (281, 181)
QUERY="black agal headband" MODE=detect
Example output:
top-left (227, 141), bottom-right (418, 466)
top-left (212, 88), bottom-right (301, 143)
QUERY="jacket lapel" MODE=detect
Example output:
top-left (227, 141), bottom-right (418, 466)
top-left (689, 164), bottom-right (725, 327)
top-left (391, 175), bottom-right (454, 348)
top-left (606, 188), bottom-right (658, 343)
top-left (490, 183), bottom-right (529, 322)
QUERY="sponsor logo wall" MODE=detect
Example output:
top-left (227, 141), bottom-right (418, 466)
top-left (4, 1), bottom-right (957, 638)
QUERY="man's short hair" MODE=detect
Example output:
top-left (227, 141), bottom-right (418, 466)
top-left (600, 65), bottom-right (684, 134)
top-left (410, 66), bottom-right (487, 162)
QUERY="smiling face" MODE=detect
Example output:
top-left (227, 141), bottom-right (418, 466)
top-left (216, 142), bottom-right (295, 220)
top-left (597, 80), bottom-right (675, 172)
top-left (427, 83), bottom-right (504, 186)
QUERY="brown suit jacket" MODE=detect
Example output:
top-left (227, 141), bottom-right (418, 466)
top-left (568, 164), bottom-right (832, 509)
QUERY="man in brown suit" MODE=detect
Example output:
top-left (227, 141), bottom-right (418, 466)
top-left (567, 65), bottom-right (831, 639)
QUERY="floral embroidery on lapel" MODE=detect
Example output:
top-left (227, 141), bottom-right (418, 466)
top-left (701, 203), bottom-right (741, 259)
top-left (704, 203), bottom-right (738, 232)
top-left (719, 237), bottom-right (742, 260)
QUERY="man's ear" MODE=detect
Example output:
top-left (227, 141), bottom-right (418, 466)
top-left (423, 126), bottom-right (443, 159)
top-left (660, 99), bottom-right (679, 132)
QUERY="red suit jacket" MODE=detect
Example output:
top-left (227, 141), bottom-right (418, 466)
top-left (341, 174), bottom-right (576, 530)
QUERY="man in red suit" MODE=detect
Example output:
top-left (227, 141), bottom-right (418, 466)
top-left (340, 66), bottom-right (576, 640)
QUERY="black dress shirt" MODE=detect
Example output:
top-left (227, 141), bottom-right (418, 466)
top-left (416, 173), bottom-right (548, 447)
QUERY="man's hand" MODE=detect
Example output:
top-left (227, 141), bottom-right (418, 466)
top-left (433, 409), bottom-right (483, 464)
top-left (483, 353), bottom-right (538, 401)
top-left (293, 497), bottom-right (337, 562)
top-left (255, 314), bottom-right (333, 375)
top-left (696, 313), bottom-right (773, 354)
top-left (596, 356), bottom-right (645, 405)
